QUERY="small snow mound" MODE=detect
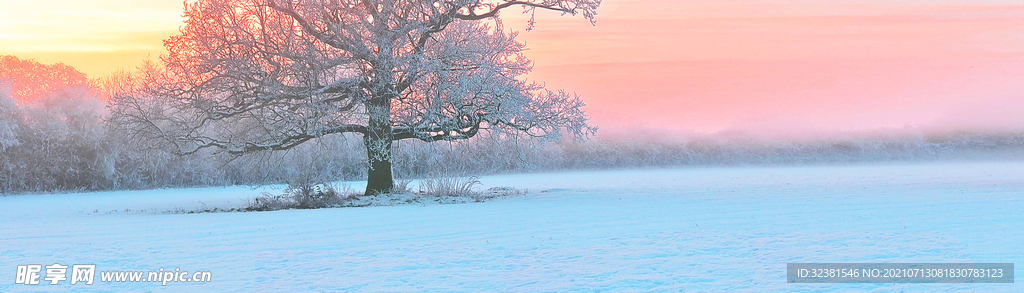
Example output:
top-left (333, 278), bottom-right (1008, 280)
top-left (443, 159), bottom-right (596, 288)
top-left (486, 186), bottom-right (525, 195)
top-left (540, 188), bottom-right (573, 193)
top-left (342, 192), bottom-right (495, 207)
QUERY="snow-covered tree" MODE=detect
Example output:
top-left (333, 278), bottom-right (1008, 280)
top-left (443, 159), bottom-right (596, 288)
top-left (0, 56), bottom-right (111, 192)
top-left (0, 55), bottom-right (92, 105)
top-left (111, 0), bottom-right (600, 195)
top-left (0, 86), bottom-right (19, 151)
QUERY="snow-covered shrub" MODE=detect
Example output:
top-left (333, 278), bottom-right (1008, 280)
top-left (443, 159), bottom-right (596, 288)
top-left (246, 193), bottom-right (291, 211)
top-left (245, 183), bottom-right (355, 211)
top-left (393, 179), bottom-right (414, 194)
top-left (418, 176), bottom-right (481, 197)
top-left (289, 183), bottom-right (342, 209)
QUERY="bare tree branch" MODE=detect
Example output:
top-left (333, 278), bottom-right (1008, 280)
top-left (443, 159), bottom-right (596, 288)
top-left (110, 0), bottom-right (599, 194)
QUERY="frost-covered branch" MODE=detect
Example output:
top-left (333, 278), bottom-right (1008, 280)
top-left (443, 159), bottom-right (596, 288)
top-left (109, 0), bottom-right (600, 194)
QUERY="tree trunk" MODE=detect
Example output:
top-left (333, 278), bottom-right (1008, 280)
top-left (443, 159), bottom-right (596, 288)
top-left (363, 135), bottom-right (393, 195)
top-left (363, 89), bottom-right (394, 195)
top-left (363, 52), bottom-right (399, 195)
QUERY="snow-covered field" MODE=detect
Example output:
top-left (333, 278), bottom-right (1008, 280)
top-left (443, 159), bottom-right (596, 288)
top-left (2, 160), bottom-right (1023, 292)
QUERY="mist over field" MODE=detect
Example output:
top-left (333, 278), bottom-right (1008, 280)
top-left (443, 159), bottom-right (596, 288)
top-left (2, 54), bottom-right (1024, 194)
top-left (4, 64), bottom-right (1024, 194)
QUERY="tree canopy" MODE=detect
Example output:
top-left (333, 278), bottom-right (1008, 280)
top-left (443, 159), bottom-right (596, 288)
top-left (111, 0), bottom-right (601, 194)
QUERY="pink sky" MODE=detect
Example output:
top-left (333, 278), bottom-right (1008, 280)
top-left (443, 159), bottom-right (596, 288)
top-left (3, 0), bottom-right (1024, 140)
top-left (502, 0), bottom-right (1024, 139)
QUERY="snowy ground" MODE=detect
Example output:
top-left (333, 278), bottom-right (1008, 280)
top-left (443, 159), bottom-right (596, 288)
top-left (2, 160), bottom-right (1023, 292)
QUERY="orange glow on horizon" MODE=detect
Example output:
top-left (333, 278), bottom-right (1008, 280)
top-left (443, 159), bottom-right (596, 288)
top-left (0, 1), bottom-right (182, 78)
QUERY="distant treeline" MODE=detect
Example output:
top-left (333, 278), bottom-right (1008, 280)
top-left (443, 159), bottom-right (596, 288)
top-left (3, 87), bottom-right (1024, 195)
top-left (3, 55), bottom-right (1024, 194)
